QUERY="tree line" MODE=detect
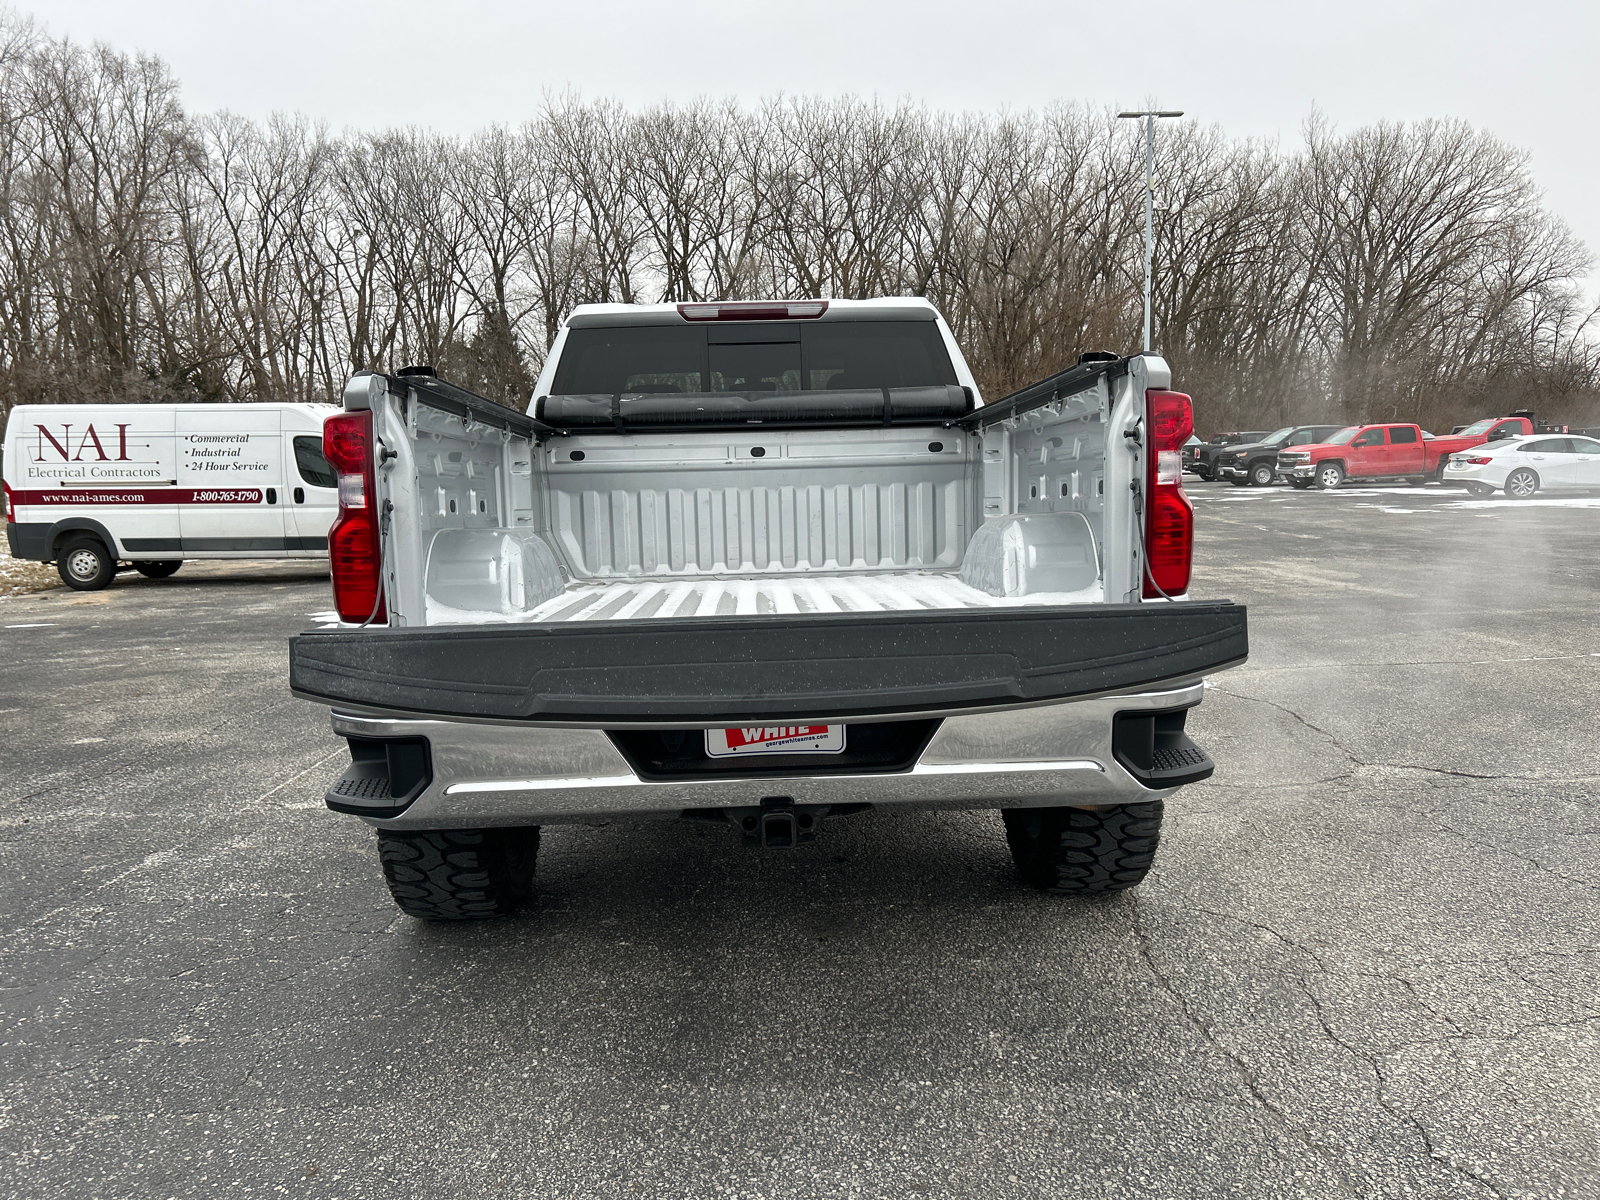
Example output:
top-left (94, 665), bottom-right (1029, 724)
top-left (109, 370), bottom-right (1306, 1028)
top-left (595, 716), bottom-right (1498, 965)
top-left (1, 15), bottom-right (1596, 434)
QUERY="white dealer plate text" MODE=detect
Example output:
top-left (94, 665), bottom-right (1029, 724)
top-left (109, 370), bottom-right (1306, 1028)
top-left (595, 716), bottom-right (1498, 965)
top-left (705, 725), bottom-right (846, 757)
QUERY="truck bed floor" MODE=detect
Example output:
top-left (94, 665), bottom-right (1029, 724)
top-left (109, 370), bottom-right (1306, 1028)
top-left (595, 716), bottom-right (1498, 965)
top-left (426, 572), bottom-right (1101, 625)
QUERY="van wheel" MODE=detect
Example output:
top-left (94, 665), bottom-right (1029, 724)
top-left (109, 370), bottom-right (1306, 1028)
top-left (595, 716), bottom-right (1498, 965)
top-left (55, 535), bottom-right (116, 591)
top-left (1316, 463), bottom-right (1345, 489)
top-left (133, 561), bottom-right (181, 579)
top-left (1002, 803), bottom-right (1164, 893)
top-left (376, 826), bottom-right (540, 921)
top-left (1250, 462), bottom-right (1276, 486)
top-left (1505, 469), bottom-right (1539, 499)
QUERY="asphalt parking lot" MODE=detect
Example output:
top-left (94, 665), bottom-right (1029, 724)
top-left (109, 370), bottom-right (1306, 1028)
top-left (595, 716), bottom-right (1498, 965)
top-left (2, 480), bottom-right (1597, 1200)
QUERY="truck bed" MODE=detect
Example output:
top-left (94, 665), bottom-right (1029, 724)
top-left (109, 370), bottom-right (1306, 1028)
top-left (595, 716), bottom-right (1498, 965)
top-left (429, 570), bottom-right (1101, 625)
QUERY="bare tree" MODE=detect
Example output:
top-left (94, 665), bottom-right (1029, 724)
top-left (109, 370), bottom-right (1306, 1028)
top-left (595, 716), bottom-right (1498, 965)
top-left (0, 18), bottom-right (1595, 430)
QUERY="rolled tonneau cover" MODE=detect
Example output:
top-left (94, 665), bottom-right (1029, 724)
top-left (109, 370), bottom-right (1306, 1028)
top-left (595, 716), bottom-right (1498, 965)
top-left (289, 601), bottom-right (1247, 724)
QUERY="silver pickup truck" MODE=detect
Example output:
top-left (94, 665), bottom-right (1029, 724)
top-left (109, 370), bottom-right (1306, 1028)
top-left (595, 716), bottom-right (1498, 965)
top-left (289, 298), bottom-right (1247, 920)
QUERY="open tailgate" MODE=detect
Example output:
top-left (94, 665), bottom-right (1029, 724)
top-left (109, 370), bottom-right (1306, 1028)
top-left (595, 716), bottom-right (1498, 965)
top-left (289, 601), bottom-right (1247, 724)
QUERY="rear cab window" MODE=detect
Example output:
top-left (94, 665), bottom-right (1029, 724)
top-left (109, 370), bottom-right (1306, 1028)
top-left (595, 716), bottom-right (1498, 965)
top-left (1387, 426), bottom-right (1418, 444)
top-left (550, 321), bottom-right (959, 395)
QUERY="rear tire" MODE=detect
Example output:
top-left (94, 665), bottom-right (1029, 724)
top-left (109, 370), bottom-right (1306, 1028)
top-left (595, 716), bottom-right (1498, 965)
top-left (1002, 803), bottom-right (1164, 894)
top-left (1228, 476), bottom-right (1249, 487)
top-left (1505, 469), bottom-right (1539, 499)
top-left (55, 534), bottom-right (115, 591)
top-left (377, 826), bottom-right (541, 921)
top-left (133, 560), bottom-right (181, 579)
top-left (1290, 479), bottom-right (1314, 489)
top-left (1316, 462), bottom-right (1345, 490)
top-left (1464, 482), bottom-right (1495, 498)
top-left (1250, 461), bottom-right (1276, 487)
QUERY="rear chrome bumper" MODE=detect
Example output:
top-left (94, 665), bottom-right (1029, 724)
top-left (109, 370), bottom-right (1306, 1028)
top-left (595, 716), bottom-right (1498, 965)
top-left (325, 683), bottom-right (1209, 830)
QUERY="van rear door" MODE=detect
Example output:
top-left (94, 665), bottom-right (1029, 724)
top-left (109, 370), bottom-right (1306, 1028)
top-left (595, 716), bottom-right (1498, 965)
top-left (176, 408), bottom-right (287, 552)
top-left (5, 405), bottom-right (181, 559)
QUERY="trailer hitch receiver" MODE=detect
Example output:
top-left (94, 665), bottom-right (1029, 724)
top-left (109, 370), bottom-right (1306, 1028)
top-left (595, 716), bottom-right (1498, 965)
top-left (679, 798), bottom-right (871, 846)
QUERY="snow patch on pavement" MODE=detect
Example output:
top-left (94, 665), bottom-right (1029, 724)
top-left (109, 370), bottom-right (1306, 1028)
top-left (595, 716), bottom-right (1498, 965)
top-left (0, 543), bottom-right (58, 598)
top-left (1441, 496), bottom-right (1600, 510)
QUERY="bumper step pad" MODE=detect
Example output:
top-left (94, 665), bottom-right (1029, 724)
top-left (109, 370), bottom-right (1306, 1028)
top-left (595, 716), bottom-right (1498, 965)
top-left (325, 737), bottom-right (433, 819)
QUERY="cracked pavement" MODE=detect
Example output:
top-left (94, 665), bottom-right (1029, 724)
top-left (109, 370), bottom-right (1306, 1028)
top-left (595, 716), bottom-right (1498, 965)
top-left (1, 482), bottom-right (1597, 1199)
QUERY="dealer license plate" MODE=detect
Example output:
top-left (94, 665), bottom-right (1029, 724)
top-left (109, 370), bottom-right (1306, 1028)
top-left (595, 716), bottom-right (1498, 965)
top-left (705, 725), bottom-right (846, 758)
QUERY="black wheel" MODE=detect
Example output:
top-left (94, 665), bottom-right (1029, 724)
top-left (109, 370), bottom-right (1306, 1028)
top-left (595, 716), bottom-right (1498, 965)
top-left (1250, 461), bottom-right (1276, 487)
top-left (377, 826), bottom-right (541, 921)
top-left (1195, 469), bottom-right (1213, 482)
top-left (1316, 462), bottom-right (1345, 490)
top-left (1227, 476), bottom-right (1249, 487)
top-left (1464, 481), bottom-right (1495, 498)
top-left (133, 560), bottom-right (181, 579)
top-left (1002, 803), bottom-right (1164, 894)
top-left (1505, 469), bottom-right (1539, 499)
top-left (1291, 479), bottom-right (1314, 489)
top-left (55, 534), bottom-right (116, 591)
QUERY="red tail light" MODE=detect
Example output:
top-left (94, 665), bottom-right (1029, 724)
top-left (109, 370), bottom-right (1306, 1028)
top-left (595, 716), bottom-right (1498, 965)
top-left (324, 410), bottom-right (385, 624)
top-left (1144, 389), bottom-right (1194, 598)
top-left (1463, 455), bottom-right (1492, 466)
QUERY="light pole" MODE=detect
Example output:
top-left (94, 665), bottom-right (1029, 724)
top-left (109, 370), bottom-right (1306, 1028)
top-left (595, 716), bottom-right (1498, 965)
top-left (1116, 109), bottom-right (1183, 353)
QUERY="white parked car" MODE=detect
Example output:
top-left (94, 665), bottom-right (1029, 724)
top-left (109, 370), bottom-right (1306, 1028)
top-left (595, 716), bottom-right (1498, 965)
top-left (1444, 434), bottom-right (1600, 498)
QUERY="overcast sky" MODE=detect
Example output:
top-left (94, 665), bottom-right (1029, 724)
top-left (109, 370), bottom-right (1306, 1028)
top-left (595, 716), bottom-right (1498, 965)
top-left (24, 0), bottom-right (1600, 290)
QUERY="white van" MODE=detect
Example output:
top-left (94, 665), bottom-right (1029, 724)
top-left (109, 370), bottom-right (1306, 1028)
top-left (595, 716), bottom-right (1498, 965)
top-left (2, 402), bottom-right (338, 590)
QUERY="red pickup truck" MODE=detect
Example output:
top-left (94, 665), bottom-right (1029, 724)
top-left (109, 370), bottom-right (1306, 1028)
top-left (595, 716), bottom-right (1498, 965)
top-left (1276, 417), bottom-right (1535, 489)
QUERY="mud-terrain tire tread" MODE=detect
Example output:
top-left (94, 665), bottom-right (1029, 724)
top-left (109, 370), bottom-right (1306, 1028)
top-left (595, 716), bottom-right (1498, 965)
top-left (377, 826), bottom-right (540, 921)
top-left (1002, 802), bottom-right (1164, 894)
